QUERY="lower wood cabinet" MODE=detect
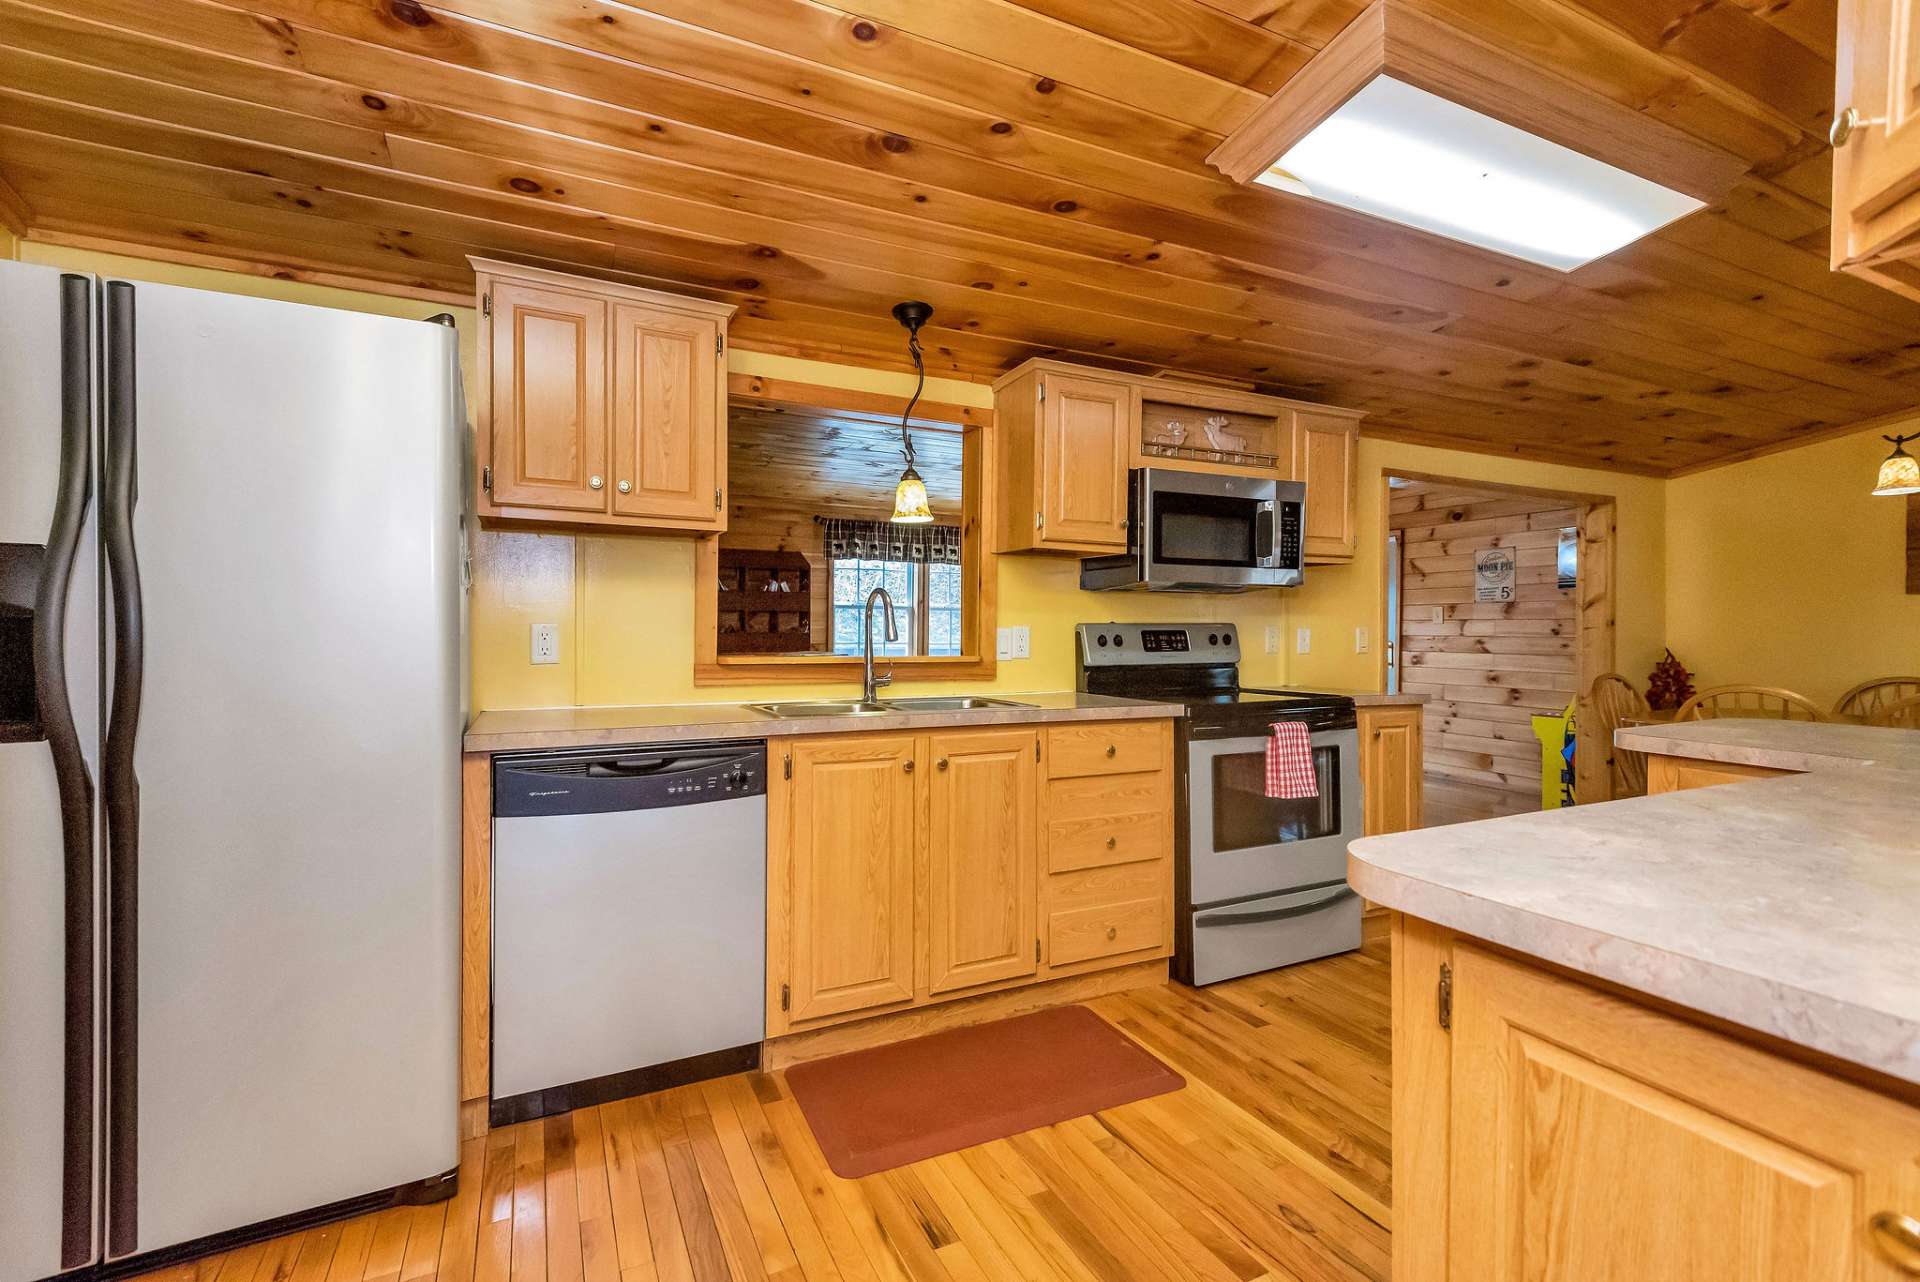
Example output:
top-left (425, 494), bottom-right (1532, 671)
top-left (925, 728), bottom-right (1038, 997)
top-left (1395, 916), bottom-right (1920, 1282)
top-left (767, 720), bottom-right (1172, 1038)
top-left (1359, 704), bottom-right (1424, 836)
top-left (1646, 753), bottom-right (1798, 794)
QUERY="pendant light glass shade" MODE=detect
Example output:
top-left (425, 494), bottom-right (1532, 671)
top-left (892, 466), bottom-right (933, 523)
top-left (1873, 434), bottom-right (1920, 497)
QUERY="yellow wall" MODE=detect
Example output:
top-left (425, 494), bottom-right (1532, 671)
top-left (1665, 425), bottom-right (1920, 708)
top-left (1286, 438), bottom-right (1668, 694)
top-left (22, 240), bottom-right (1905, 717)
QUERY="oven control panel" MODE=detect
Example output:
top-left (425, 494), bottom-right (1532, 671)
top-left (1077, 623), bottom-right (1242, 666)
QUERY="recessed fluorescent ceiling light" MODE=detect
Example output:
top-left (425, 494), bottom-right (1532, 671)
top-left (1259, 76), bottom-right (1705, 271)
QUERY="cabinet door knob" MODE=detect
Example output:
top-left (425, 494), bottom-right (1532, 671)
top-left (937, 757), bottom-right (949, 771)
top-left (1830, 106), bottom-right (1885, 147)
top-left (1105, 744), bottom-right (1117, 757)
top-left (903, 759), bottom-right (915, 774)
top-left (1871, 1212), bottom-right (1920, 1272)
top-left (617, 479), bottom-right (632, 494)
top-left (588, 474), bottom-right (604, 490)
top-left (1105, 836), bottom-right (1117, 849)
top-left (1105, 926), bottom-right (1118, 940)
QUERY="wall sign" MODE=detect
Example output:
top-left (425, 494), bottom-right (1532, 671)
top-left (1474, 547), bottom-right (1516, 601)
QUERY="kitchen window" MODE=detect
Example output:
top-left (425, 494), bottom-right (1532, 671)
top-left (827, 549), bottom-right (963, 658)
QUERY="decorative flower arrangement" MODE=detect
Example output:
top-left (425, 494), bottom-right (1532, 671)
top-left (1646, 648), bottom-right (1695, 711)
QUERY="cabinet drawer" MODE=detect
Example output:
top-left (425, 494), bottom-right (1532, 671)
top-left (1046, 720), bottom-right (1166, 779)
top-left (1048, 896), bottom-right (1166, 967)
top-left (1047, 809), bottom-right (1166, 873)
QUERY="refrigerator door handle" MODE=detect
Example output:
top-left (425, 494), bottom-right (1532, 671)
top-left (102, 279), bottom-right (143, 1257)
top-left (34, 272), bottom-right (98, 1271)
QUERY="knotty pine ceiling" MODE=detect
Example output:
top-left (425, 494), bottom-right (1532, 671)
top-left (3, 0), bottom-right (1917, 475)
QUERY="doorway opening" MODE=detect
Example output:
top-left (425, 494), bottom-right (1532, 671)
top-left (1379, 472), bottom-right (1617, 816)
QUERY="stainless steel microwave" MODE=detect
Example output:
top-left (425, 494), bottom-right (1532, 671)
top-left (1080, 468), bottom-right (1305, 592)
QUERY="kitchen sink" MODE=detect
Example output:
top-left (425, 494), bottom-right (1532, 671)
top-left (746, 696), bottom-right (1034, 719)
top-left (746, 700), bottom-right (896, 718)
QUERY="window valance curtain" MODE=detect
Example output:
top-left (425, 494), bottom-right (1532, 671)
top-left (821, 518), bottom-right (961, 565)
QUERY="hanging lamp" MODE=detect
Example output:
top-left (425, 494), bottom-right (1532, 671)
top-left (889, 300), bottom-right (935, 524)
top-left (1872, 432), bottom-right (1920, 497)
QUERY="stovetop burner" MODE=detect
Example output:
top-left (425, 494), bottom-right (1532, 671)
top-left (1074, 623), bottom-right (1356, 735)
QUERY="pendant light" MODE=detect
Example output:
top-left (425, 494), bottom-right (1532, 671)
top-left (1873, 431), bottom-right (1920, 497)
top-left (889, 300), bottom-right (935, 524)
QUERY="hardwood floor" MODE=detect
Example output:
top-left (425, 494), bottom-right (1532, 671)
top-left (1420, 774), bottom-right (1540, 828)
top-left (129, 917), bottom-right (1393, 1282)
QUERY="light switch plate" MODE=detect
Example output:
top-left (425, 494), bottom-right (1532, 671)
top-left (1355, 627), bottom-right (1369, 653)
top-left (1264, 625), bottom-right (1280, 655)
top-left (531, 622), bottom-right (559, 665)
top-left (996, 625), bottom-right (1031, 660)
top-left (1295, 627), bottom-right (1312, 654)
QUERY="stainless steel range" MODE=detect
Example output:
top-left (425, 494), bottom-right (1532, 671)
top-left (1076, 622), bottom-right (1362, 985)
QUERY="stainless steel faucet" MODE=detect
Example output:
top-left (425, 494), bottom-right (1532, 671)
top-left (862, 586), bottom-right (898, 704)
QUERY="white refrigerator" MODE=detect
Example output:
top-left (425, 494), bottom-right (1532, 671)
top-left (1, 260), bottom-right (466, 1280)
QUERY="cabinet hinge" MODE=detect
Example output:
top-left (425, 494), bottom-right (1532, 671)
top-left (782, 752), bottom-right (792, 780)
top-left (716, 333), bottom-right (725, 355)
top-left (1035, 939), bottom-right (1042, 964)
top-left (1438, 962), bottom-right (1453, 1031)
top-left (1034, 740), bottom-right (1040, 762)
top-left (1035, 512), bottom-right (1044, 529)
top-left (1037, 379), bottom-right (1045, 403)
top-left (481, 293), bottom-right (491, 319)
top-left (481, 465), bottom-right (492, 493)
top-left (715, 488), bottom-right (724, 511)
top-left (780, 983), bottom-right (790, 1012)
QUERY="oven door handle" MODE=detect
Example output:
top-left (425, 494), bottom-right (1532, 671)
top-left (1195, 886), bottom-right (1356, 928)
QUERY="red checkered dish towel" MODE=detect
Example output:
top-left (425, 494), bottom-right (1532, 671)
top-left (1264, 721), bottom-right (1319, 800)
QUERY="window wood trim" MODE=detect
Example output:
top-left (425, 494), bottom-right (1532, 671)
top-left (694, 375), bottom-right (998, 685)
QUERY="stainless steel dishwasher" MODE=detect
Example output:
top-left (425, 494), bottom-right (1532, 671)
top-left (489, 740), bottom-right (767, 1126)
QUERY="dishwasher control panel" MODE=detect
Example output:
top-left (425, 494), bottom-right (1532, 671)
top-left (493, 740), bottom-right (767, 818)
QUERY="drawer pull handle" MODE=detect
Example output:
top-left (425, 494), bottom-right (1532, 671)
top-left (1105, 926), bottom-right (1118, 941)
top-left (1105, 836), bottom-right (1117, 849)
top-left (1871, 1212), bottom-right (1920, 1272)
top-left (1105, 744), bottom-right (1117, 757)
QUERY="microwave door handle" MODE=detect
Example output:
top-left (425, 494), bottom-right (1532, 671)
top-left (1256, 500), bottom-right (1277, 563)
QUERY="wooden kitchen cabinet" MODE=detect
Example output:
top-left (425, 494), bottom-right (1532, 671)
top-left (1358, 705), bottom-right (1423, 836)
top-left (992, 357), bottom-right (1364, 563)
top-left (1832, 0), bottom-right (1920, 298)
top-left (1292, 408), bottom-right (1361, 563)
top-left (1396, 916), bottom-right (1920, 1281)
top-left (994, 362), bottom-right (1133, 553)
top-left (472, 257), bottom-right (733, 532)
top-left (925, 728), bottom-right (1039, 996)
top-left (767, 720), bottom-right (1173, 1039)
top-left (1647, 753), bottom-right (1798, 794)
top-left (775, 733), bottom-right (918, 1025)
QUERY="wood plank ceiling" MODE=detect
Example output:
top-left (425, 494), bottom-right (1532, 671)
top-left (1, 0), bottom-right (1916, 475)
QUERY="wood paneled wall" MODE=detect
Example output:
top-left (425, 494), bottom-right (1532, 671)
top-left (1393, 482), bottom-right (1579, 794)
top-left (719, 504), bottom-right (832, 650)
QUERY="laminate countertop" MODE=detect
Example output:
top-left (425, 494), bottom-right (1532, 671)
top-left (464, 692), bottom-right (1184, 753)
top-left (1348, 719), bottom-right (1920, 1084)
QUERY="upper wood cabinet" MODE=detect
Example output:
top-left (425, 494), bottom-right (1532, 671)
top-left (472, 258), bottom-right (734, 532)
top-left (1292, 408), bottom-right (1361, 563)
top-left (925, 728), bottom-right (1039, 996)
top-left (1833, 0), bottom-right (1920, 296)
top-left (991, 358), bottom-right (1363, 564)
top-left (995, 363), bottom-right (1132, 553)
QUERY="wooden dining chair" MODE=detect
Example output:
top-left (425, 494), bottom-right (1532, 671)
top-left (1832, 677), bottom-right (1920, 721)
top-left (1584, 673), bottom-right (1649, 796)
top-left (1673, 685), bottom-right (1825, 722)
top-left (1869, 694), bottom-right (1920, 729)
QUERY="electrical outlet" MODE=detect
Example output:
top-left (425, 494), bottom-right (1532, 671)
top-left (531, 622), bottom-right (559, 665)
top-left (1295, 627), bottom-right (1312, 655)
top-left (1355, 627), bottom-right (1369, 653)
top-left (1264, 625), bottom-right (1280, 655)
top-left (995, 625), bottom-right (1031, 660)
